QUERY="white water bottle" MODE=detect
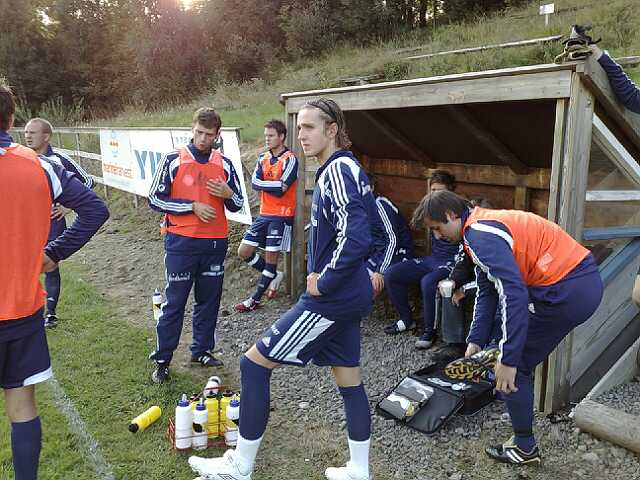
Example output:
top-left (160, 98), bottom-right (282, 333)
top-left (192, 400), bottom-right (209, 450)
top-left (175, 393), bottom-right (193, 450)
top-left (224, 397), bottom-right (240, 447)
top-left (152, 288), bottom-right (163, 321)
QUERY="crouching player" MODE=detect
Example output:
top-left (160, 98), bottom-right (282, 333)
top-left (419, 191), bottom-right (603, 465)
top-left (189, 98), bottom-right (375, 480)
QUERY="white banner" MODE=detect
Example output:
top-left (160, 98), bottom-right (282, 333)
top-left (99, 128), bottom-right (252, 224)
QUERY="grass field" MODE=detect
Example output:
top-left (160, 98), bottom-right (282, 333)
top-left (0, 264), bottom-right (393, 480)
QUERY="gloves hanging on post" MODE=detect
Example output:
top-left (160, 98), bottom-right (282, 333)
top-left (554, 24), bottom-right (601, 64)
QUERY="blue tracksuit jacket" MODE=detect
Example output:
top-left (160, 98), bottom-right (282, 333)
top-left (599, 53), bottom-right (640, 114)
top-left (368, 195), bottom-right (413, 273)
top-left (303, 150), bottom-right (374, 317)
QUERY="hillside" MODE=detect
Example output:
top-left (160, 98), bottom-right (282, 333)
top-left (101, 0), bottom-right (639, 146)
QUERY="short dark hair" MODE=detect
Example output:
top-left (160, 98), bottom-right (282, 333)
top-left (264, 119), bottom-right (286, 139)
top-left (430, 170), bottom-right (456, 191)
top-left (411, 190), bottom-right (471, 227)
top-left (192, 107), bottom-right (222, 131)
top-left (301, 97), bottom-right (351, 149)
top-left (0, 81), bottom-right (16, 131)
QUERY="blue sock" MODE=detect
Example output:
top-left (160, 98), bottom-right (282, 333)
top-left (504, 372), bottom-right (536, 452)
top-left (238, 356), bottom-right (273, 441)
top-left (11, 417), bottom-right (41, 480)
top-left (244, 253), bottom-right (266, 273)
top-left (252, 263), bottom-right (277, 302)
top-left (45, 268), bottom-right (61, 315)
top-left (339, 384), bottom-right (371, 441)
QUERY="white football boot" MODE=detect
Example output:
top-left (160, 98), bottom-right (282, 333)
top-left (188, 450), bottom-right (251, 480)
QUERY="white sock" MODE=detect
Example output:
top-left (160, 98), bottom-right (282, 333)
top-left (234, 434), bottom-right (263, 474)
top-left (348, 438), bottom-right (370, 478)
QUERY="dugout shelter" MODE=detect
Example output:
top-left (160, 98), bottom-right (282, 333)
top-left (280, 56), bottom-right (640, 413)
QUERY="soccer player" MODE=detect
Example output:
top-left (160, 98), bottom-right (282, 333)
top-left (148, 107), bottom-right (244, 383)
top-left (0, 83), bottom-right (109, 480)
top-left (24, 117), bottom-right (95, 328)
top-left (235, 119), bottom-right (298, 312)
top-left (418, 190), bottom-right (603, 465)
top-left (367, 190), bottom-right (414, 298)
top-left (383, 170), bottom-right (459, 349)
top-left (189, 98), bottom-right (375, 480)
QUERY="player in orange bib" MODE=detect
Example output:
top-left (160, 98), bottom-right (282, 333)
top-left (0, 83), bottom-right (108, 480)
top-left (236, 120), bottom-right (298, 312)
top-left (147, 107), bottom-right (244, 384)
top-left (418, 190), bottom-right (603, 465)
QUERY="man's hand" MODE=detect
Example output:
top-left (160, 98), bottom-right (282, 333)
top-left (588, 44), bottom-right (604, 60)
top-left (465, 342), bottom-right (481, 358)
top-left (494, 361), bottom-right (518, 394)
top-left (42, 254), bottom-right (58, 273)
top-left (207, 178), bottom-right (233, 199)
top-left (193, 202), bottom-right (217, 223)
top-left (371, 272), bottom-right (384, 297)
top-left (51, 204), bottom-right (70, 220)
top-left (452, 289), bottom-right (465, 306)
top-left (306, 272), bottom-right (322, 296)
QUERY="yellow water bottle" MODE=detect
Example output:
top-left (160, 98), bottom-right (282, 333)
top-left (204, 393), bottom-right (219, 438)
top-left (128, 406), bottom-right (161, 433)
top-left (220, 390), bottom-right (234, 427)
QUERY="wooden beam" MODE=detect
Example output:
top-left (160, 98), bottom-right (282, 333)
top-left (288, 111), bottom-right (306, 299)
top-left (583, 226), bottom-right (640, 241)
top-left (592, 114), bottom-right (640, 187)
top-left (586, 335), bottom-right (640, 400)
top-left (573, 400), bottom-right (640, 454)
top-left (586, 190), bottom-right (640, 202)
top-left (360, 111), bottom-right (436, 168)
top-left (446, 105), bottom-right (528, 174)
top-left (364, 158), bottom-right (551, 188)
top-left (578, 56), bottom-right (640, 153)
top-left (283, 70), bottom-right (573, 112)
top-left (404, 35), bottom-right (563, 61)
top-left (536, 98), bottom-right (568, 412)
top-left (513, 186), bottom-right (530, 210)
top-left (546, 73), bottom-right (594, 412)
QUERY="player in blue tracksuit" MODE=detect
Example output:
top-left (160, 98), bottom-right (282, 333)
top-left (590, 45), bottom-right (640, 114)
top-left (189, 99), bottom-right (375, 480)
top-left (24, 118), bottom-right (94, 328)
top-left (1, 84), bottom-right (108, 480)
top-left (383, 170), bottom-right (458, 349)
top-left (147, 108), bottom-right (243, 384)
top-left (367, 194), bottom-right (414, 297)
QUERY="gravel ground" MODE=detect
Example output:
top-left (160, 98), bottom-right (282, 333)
top-left (66, 195), bottom-right (640, 480)
top-left (595, 377), bottom-right (640, 416)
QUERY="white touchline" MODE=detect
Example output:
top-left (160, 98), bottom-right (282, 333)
top-left (47, 378), bottom-right (116, 480)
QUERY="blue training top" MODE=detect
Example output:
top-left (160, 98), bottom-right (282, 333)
top-left (598, 52), bottom-right (640, 114)
top-left (303, 150), bottom-right (375, 317)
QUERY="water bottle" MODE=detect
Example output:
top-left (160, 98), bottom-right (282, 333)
top-left (128, 406), bottom-right (161, 433)
top-left (204, 393), bottom-right (220, 438)
top-left (224, 397), bottom-right (240, 447)
top-left (152, 288), bottom-right (163, 322)
top-left (175, 393), bottom-right (193, 450)
top-left (192, 400), bottom-right (209, 450)
top-left (204, 375), bottom-right (221, 396)
top-left (219, 390), bottom-right (234, 426)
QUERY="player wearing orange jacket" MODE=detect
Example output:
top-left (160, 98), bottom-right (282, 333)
top-left (420, 191), bottom-right (603, 465)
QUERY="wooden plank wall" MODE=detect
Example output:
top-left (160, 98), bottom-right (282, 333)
top-left (360, 156), bottom-right (551, 251)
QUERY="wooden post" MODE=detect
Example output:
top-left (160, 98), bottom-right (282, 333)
top-left (288, 112), bottom-right (306, 299)
top-left (573, 400), bottom-right (640, 454)
top-left (535, 97), bottom-right (568, 412)
top-left (545, 74), bottom-right (594, 412)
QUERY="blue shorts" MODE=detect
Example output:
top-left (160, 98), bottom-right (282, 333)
top-left (0, 311), bottom-right (52, 389)
top-left (256, 302), bottom-right (361, 367)
top-left (242, 215), bottom-right (293, 252)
